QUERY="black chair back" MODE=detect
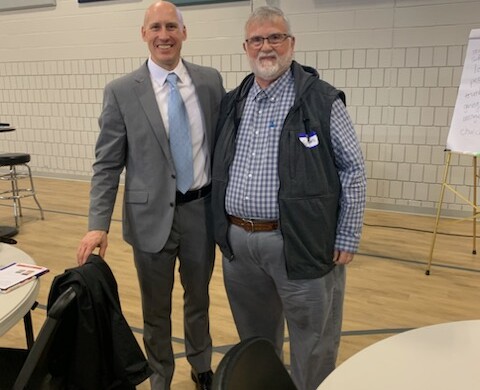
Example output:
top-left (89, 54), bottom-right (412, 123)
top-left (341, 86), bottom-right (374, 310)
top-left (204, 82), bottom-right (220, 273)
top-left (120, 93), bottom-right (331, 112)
top-left (212, 337), bottom-right (297, 390)
top-left (13, 286), bottom-right (76, 390)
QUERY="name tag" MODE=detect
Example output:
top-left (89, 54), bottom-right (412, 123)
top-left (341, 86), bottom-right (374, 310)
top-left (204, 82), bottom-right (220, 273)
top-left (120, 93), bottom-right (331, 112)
top-left (298, 131), bottom-right (319, 148)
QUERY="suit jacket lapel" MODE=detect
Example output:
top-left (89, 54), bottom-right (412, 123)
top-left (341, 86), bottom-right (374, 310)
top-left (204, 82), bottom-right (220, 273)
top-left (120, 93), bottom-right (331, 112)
top-left (133, 62), bottom-right (173, 165)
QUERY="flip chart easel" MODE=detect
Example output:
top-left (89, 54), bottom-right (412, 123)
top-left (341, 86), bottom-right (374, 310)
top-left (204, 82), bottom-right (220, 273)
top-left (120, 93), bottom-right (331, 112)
top-left (426, 151), bottom-right (480, 274)
top-left (426, 29), bottom-right (480, 274)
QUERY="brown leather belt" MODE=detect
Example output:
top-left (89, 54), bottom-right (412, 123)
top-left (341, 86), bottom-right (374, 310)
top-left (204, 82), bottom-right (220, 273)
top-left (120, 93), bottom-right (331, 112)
top-left (228, 215), bottom-right (279, 232)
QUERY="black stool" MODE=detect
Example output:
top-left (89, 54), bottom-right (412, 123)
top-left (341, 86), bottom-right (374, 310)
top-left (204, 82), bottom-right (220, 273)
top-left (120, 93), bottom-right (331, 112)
top-left (0, 153), bottom-right (44, 227)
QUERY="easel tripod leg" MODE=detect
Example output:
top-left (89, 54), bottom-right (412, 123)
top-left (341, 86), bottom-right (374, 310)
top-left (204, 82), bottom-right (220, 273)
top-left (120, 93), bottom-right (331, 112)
top-left (426, 152), bottom-right (451, 275)
top-left (473, 156), bottom-right (477, 255)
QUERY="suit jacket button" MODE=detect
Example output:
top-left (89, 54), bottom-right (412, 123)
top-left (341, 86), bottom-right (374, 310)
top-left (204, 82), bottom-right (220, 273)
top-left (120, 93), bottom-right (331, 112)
top-left (171, 174), bottom-right (176, 179)
top-left (170, 202), bottom-right (174, 207)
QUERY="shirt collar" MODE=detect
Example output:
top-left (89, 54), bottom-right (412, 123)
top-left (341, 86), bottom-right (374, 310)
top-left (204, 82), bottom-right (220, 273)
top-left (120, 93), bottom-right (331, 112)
top-left (252, 69), bottom-right (293, 102)
top-left (147, 57), bottom-right (188, 86)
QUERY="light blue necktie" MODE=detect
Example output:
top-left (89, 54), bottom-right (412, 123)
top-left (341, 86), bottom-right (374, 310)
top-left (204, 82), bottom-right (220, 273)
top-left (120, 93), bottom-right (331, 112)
top-left (166, 73), bottom-right (194, 194)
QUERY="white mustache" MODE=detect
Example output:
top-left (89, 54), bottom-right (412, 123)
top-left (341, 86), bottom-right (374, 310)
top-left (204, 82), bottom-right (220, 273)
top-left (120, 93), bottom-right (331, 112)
top-left (258, 51), bottom-right (278, 60)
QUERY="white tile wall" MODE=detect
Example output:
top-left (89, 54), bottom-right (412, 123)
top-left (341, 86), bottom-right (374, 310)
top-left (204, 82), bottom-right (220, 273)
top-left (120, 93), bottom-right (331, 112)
top-left (0, 0), bottom-right (479, 215)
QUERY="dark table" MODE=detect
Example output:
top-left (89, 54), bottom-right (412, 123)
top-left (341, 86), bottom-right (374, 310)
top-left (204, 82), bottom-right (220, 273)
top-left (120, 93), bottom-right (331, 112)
top-left (0, 125), bottom-right (19, 239)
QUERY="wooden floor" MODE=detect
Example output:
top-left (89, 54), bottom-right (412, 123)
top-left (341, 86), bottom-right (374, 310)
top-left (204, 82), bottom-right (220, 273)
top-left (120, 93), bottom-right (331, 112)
top-left (1, 177), bottom-right (480, 389)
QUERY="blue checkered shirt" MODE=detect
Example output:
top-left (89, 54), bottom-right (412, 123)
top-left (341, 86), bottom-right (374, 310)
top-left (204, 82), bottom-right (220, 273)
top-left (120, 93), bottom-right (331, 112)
top-left (225, 70), bottom-right (366, 253)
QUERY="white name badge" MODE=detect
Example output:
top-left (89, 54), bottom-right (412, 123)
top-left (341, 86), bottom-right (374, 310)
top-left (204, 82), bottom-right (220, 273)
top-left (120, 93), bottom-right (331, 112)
top-left (298, 132), bottom-right (319, 148)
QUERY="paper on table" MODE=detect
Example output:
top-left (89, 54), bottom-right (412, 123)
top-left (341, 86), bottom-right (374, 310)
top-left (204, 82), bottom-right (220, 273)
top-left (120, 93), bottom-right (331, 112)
top-left (0, 262), bottom-right (49, 293)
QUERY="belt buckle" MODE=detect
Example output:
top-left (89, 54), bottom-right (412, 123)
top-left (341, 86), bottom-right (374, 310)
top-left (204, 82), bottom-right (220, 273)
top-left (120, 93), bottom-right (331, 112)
top-left (241, 218), bottom-right (255, 232)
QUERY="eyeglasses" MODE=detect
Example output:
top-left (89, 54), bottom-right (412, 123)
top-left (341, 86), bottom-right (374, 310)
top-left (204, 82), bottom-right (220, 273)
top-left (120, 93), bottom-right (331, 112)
top-left (245, 33), bottom-right (291, 49)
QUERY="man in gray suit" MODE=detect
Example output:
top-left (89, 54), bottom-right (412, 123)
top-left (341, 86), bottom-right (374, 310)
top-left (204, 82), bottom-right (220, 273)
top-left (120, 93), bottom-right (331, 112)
top-left (77, 2), bottom-right (224, 389)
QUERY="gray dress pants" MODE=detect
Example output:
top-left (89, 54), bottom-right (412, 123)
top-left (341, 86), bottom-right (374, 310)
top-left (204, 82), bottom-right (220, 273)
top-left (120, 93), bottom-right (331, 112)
top-left (134, 195), bottom-right (215, 390)
top-left (223, 224), bottom-right (345, 390)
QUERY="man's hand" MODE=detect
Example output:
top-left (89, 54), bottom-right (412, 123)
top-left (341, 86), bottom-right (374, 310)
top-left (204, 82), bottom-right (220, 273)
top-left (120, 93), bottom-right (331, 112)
top-left (333, 250), bottom-right (354, 265)
top-left (77, 230), bottom-right (108, 265)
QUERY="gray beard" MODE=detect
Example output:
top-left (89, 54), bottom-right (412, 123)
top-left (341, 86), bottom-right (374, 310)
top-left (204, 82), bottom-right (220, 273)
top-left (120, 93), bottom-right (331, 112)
top-left (249, 52), bottom-right (293, 82)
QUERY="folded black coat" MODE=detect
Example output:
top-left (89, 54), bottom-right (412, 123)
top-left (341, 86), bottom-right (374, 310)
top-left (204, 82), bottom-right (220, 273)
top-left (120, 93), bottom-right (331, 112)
top-left (47, 254), bottom-right (152, 389)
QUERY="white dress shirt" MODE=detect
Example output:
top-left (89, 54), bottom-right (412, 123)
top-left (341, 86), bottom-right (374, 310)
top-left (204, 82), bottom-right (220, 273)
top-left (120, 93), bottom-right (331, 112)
top-left (148, 58), bottom-right (209, 190)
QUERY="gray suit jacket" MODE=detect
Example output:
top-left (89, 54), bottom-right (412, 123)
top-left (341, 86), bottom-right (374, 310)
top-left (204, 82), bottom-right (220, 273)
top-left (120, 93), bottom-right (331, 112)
top-left (88, 60), bottom-right (225, 253)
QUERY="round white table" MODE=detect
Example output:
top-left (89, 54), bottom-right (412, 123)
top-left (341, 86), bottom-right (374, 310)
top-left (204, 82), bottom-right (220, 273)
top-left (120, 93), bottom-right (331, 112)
top-left (318, 320), bottom-right (480, 390)
top-left (0, 243), bottom-right (39, 338)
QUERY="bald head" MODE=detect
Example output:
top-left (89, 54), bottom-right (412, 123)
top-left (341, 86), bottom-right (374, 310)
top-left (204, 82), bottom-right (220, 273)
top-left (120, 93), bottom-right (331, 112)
top-left (142, 0), bottom-right (187, 70)
top-left (144, 1), bottom-right (184, 29)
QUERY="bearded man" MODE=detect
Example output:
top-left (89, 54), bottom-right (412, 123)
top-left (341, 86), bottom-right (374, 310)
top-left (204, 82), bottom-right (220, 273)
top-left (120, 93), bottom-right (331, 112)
top-left (211, 6), bottom-right (366, 390)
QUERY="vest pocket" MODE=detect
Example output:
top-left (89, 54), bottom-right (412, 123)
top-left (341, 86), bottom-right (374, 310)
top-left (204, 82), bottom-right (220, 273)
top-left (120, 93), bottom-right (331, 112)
top-left (288, 131), bottom-right (297, 180)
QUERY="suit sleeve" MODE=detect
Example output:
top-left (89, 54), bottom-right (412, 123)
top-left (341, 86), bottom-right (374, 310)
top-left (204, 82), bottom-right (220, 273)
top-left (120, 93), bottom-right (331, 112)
top-left (88, 83), bottom-right (127, 232)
